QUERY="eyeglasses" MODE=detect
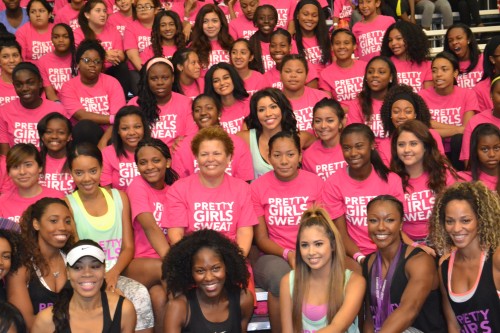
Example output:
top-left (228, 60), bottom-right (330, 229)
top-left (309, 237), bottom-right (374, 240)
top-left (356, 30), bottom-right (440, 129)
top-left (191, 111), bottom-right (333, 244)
top-left (80, 57), bottom-right (102, 65)
top-left (136, 4), bottom-right (154, 11)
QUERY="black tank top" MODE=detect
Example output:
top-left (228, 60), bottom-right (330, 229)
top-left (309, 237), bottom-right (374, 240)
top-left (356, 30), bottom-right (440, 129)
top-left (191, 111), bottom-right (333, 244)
top-left (363, 244), bottom-right (447, 333)
top-left (183, 288), bottom-right (242, 333)
top-left (442, 252), bottom-right (500, 332)
top-left (28, 274), bottom-right (58, 315)
top-left (62, 291), bottom-right (124, 333)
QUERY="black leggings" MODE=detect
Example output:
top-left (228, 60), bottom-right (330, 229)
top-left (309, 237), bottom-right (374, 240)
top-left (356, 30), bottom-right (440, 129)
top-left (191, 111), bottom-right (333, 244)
top-left (449, 0), bottom-right (482, 26)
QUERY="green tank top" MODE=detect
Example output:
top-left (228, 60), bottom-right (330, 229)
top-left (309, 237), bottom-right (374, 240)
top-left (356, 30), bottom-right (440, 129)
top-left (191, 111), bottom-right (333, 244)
top-left (66, 188), bottom-right (123, 272)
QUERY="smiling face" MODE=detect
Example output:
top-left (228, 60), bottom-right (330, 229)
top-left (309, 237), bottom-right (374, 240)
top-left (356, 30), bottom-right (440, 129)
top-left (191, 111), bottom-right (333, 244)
top-left (160, 15), bottom-right (177, 41)
top-left (51, 25), bottom-right (71, 54)
top-left (432, 57), bottom-right (458, 92)
top-left (33, 202), bottom-right (73, 250)
top-left (332, 31), bottom-right (356, 62)
top-left (147, 63), bottom-right (173, 101)
top-left (9, 155), bottom-right (42, 190)
top-left (257, 96), bottom-right (282, 131)
top-left (368, 200), bottom-right (402, 250)
top-left (269, 137), bottom-right (301, 182)
top-left (299, 225), bottom-right (332, 272)
top-left (281, 59), bottom-right (307, 92)
top-left (447, 27), bottom-right (470, 60)
top-left (230, 41), bottom-right (253, 71)
top-left (476, 134), bottom-right (500, 175)
top-left (192, 247), bottom-right (226, 298)
top-left (0, 46), bottom-right (22, 77)
top-left (444, 199), bottom-right (479, 249)
top-left (196, 139), bottom-right (231, 180)
top-left (391, 99), bottom-right (416, 128)
top-left (202, 12), bottom-right (221, 41)
top-left (396, 130), bottom-right (425, 170)
top-left (297, 4), bottom-right (319, 36)
top-left (388, 28), bottom-right (407, 59)
top-left (41, 118), bottom-right (71, 156)
top-left (366, 59), bottom-right (392, 93)
top-left (136, 146), bottom-right (169, 189)
top-left (269, 34), bottom-right (291, 65)
top-left (341, 132), bottom-right (373, 172)
top-left (71, 155), bottom-right (101, 196)
top-left (313, 107), bottom-right (342, 146)
top-left (358, 0), bottom-right (380, 20)
top-left (0, 238), bottom-right (12, 280)
top-left (115, 0), bottom-right (132, 13)
top-left (193, 97), bottom-right (220, 129)
top-left (117, 114), bottom-right (145, 152)
top-left (13, 69), bottom-right (43, 108)
top-left (212, 68), bottom-right (234, 97)
top-left (29, 1), bottom-right (50, 29)
top-left (255, 7), bottom-right (277, 35)
top-left (68, 256), bottom-right (105, 298)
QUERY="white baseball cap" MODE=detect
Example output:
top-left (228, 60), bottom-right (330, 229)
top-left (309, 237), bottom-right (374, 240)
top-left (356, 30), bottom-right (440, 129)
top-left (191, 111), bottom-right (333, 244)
top-left (67, 242), bottom-right (106, 267)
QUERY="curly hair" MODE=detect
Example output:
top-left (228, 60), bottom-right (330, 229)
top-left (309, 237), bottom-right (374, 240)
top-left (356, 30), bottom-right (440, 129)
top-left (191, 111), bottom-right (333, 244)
top-left (429, 181), bottom-right (500, 255)
top-left (246, 87), bottom-right (297, 135)
top-left (191, 126), bottom-right (234, 157)
top-left (358, 56), bottom-right (398, 122)
top-left (293, 0), bottom-right (331, 66)
top-left (137, 57), bottom-right (174, 126)
top-left (443, 24), bottom-right (480, 75)
top-left (111, 106), bottom-right (151, 158)
top-left (380, 21), bottom-right (429, 64)
top-left (190, 4), bottom-right (234, 68)
top-left (151, 10), bottom-right (185, 58)
top-left (204, 62), bottom-right (249, 103)
top-left (18, 198), bottom-right (75, 278)
top-left (469, 123), bottom-right (500, 181)
top-left (248, 5), bottom-right (278, 73)
top-left (391, 120), bottom-right (458, 194)
top-left (163, 229), bottom-right (249, 296)
top-left (37, 112), bottom-right (72, 174)
top-left (75, 39), bottom-right (106, 64)
top-left (380, 84), bottom-right (431, 136)
top-left (0, 228), bottom-right (24, 274)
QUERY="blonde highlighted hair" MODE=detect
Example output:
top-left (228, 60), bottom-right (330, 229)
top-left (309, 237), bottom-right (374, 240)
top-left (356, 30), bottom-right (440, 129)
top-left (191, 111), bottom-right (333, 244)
top-left (292, 206), bottom-right (346, 333)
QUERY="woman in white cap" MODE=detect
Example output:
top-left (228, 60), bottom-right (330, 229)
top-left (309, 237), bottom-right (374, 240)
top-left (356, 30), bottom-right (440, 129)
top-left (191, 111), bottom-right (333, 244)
top-left (32, 239), bottom-right (136, 333)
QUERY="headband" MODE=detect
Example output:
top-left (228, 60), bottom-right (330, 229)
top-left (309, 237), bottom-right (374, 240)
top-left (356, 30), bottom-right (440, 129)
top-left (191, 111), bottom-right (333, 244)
top-left (67, 243), bottom-right (106, 267)
top-left (146, 57), bottom-right (174, 72)
top-left (491, 75), bottom-right (500, 87)
top-left (392, 92), bottom-right (417, 110)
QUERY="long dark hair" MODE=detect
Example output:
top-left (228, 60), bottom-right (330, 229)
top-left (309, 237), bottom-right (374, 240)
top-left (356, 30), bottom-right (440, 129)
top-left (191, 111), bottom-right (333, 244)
top-left (78, 0), bottom-right (107, 40)
top-left (52, 23), bottom-right (78, 76)
top-left (134, 138), bottom-right (179, 185)
top-left (37, 112), bottom-right (72, 174)
top-left (443, 23), bottom-right (480, 74)
top-left (190, 4), bottom-right (234, 68)
top-left (341, 123), bottom-right (389, 181)
top-left (380, 21), bottom-right (429, 65)
top-left (469, 123), bottom-right (500, 180)
top-left (111, 106), bottom-right (151, 158)
top-left (151, 10), bottom-right (185, 57)
top-left (293, 0), bottom-right (331, 65)
top-left (204, 62), bottom-right (249, 103)
top-left (481, 36), bottom-right (500, 81)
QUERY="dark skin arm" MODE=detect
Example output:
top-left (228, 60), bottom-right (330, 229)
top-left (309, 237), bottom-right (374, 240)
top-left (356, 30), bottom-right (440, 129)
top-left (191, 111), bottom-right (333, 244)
top-left (164, 295), bottom-right (188, 333)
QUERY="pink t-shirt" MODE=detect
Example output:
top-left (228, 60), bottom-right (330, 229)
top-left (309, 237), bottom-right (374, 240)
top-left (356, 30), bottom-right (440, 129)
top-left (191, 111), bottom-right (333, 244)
top-left (333, 0), bottom-right (353, 20)
top-left (128, 93), bottom-right (197, 147)
top-left (403, 171), bottom-right (456, 240)
top-left (0, 80), bottom-right (18, 106)
top-left (263, 66), bottom-right (318, 91)
top-left (217, 2), bottom-right (242, 22)
top-left (0, 99), bottom-right (67, 148)
top-left (140, 44), bottom-right (177, 65)
top-left (318, 60), bottom-right (366, 105)
top-left (346, 98), bottom-right (386, 140)
top-left (179, 79), bottom-right (205, 100)
top-left (376, 129), bottom-right (445, 166)
top-left (15, 22), bottom-right (54, 65)
top-left (458, 170), bottom-right (497, 192)
top-left (243, 71), bottom-right (268, 96)
top-left (169, 1), bottom-right (204, 26)
top-left (74, 24), bottom-right (124, 68)
top-left (288, 86), bottom-right (329, 133)
top-left (38, 52), bottom-right (73, 93)
top-left (457, 54), bottom-right (484, 89)
top-left (60, 73), bottom-right (126, 120)
top-left (166, 173), bottom-right (258, 240)
top-left (472, 78), bottom-right (492, 113)
top-left (302, 140), bottom-right (346, 181)
top-left (101, 145), bottom-right (139, 191)
top-left (39, 155), bottom-right (74, 194)
top-left (54, 4), bottom-right (80, 30)
top-left (459, 110), bottom-right (500, 161)
top-left (260, 0), bottom-right (297, 29)
top-left (220, 99), bottom-right (250, 135)
top-left (126, 175), bottom-right (169, 258)
top-left (352, 15), bottom-right (395, 62)
top-left (251, 170), bottom-right (324, 250)
top-left (259, 40), bottom-right (298, 73)
top-left (0, 156), bottom-right (13, 195)
top-left (123, 20), bottom-right (152, 70)
top-left (391, 57), bottom-right (432, 92)
top-left (321, 166), bottom-right (405, 254)
top-left (419, 86), bottom-right (479, 126)
top-left (107, 11), bottom-right (134, 37)
top-left (205, 40), bottom-right (230, 75)
top-left (0, 186), bottom-right (64, 223)
top-left (299, 36), bottom-right (328, 77)
top-left (229, 15), bottom-right (257, 40)
top-left (172, 132), bottom-right (254, 182)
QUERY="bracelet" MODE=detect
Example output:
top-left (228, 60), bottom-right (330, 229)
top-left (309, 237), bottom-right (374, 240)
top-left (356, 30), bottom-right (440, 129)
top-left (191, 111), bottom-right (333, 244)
top-left (353, 251), bottom-right (363, 261)
top-left (282, 248), bottom-right (293, 261)
top-left (356, 255), bottom-right (366, 264)
top-left (109, 114), bottom-right (115, 124)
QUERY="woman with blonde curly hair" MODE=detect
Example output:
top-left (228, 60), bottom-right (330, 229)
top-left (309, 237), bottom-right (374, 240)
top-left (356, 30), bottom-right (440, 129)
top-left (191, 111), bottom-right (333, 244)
top-left (429, 181), bottom-right (500, 332)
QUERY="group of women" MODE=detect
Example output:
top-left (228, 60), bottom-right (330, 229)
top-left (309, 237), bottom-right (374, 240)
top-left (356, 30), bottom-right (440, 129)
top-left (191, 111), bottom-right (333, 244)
top-left (0, 0), bottom-right (499, 332)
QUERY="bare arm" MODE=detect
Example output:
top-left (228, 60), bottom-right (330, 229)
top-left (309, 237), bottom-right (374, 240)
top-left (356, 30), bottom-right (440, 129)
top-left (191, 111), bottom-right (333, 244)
top-left (462, 110), bottom-right (475, 127)
top-left (125, 49), bottom-right (142, 71)
top-left (333, 216), bottom-right (362, 259)
top-left (299, 131), bottom-right (316, 149)
top-left (120, 298), bottom-right (137, 333)
top-left (72, 110), bottom-right (112, 125)
top-left (254, 216), bottom-right (295, 268)
top-left (236, 226), bottom-right (253, 257)
top-left (168, 227), bottom-right (185, 245)
top-left (240, 289), bottom-right (254, 333)
top-left (279, 272), bottom-right (294, 332)
top-left (32, 307), bottom-right (56, 333)
top-left (164, 296), bottom-right (188, 333)
top-left (438, 262), bottom-right (461, 333)
top-left (7, 266), bottom-right (35, 330)
top-left (0, 143), bottom-right (9, 156)
top-left (136, 212), bottom-right (170, 257)
top-left (430, 120), bottom-right (464, 138)
top-left (98, 127), bottom-right (113, 150)
top-left (44, 86), bottom-right (59, 101)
